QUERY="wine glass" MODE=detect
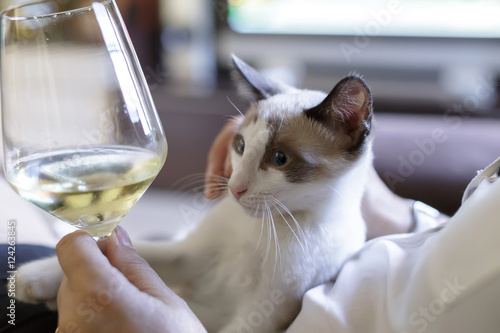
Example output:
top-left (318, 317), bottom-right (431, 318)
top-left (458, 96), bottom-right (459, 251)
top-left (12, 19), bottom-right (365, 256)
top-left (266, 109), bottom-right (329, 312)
top-left (0, 0), bottom-right (167, 239)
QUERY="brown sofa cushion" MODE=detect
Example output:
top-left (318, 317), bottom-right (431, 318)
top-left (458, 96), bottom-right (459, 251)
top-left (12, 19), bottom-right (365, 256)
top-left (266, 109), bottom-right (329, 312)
top-left (373, 113), bottom-right (500, 215)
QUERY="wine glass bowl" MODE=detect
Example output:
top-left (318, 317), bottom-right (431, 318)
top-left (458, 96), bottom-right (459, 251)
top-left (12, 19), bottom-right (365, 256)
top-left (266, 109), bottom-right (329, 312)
top-left (1, 0), bottom-right (167, 238)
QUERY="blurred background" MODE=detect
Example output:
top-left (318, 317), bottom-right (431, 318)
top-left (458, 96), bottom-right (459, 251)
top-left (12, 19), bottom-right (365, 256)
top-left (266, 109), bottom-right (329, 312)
top-left (1, 0), bottom-right (499, 228)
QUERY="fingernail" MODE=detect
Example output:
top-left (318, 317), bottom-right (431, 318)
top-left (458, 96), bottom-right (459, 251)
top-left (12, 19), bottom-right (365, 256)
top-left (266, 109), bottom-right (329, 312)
top-left (114, 226), bottom-right (133, 247)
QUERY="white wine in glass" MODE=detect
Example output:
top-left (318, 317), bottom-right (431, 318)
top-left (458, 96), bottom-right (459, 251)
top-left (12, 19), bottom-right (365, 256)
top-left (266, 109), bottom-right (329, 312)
top-left (1, 0), bottom-right (168, 238)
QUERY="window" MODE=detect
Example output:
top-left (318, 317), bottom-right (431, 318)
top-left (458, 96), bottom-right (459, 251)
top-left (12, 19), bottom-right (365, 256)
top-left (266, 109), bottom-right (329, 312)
top-left (228, 0), bottom-right (500, 38)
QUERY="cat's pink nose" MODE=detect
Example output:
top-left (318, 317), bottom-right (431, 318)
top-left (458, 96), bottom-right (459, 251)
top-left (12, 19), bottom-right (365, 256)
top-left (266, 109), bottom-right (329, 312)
top-left (230, 186), bottom-right (247, 200)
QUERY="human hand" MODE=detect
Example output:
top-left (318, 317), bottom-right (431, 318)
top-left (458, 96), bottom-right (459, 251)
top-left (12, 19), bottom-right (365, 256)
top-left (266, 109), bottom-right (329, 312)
top-left (56, 227), bottom-right (206, 333)
top-left (204, 116), bottom-right (244, 199)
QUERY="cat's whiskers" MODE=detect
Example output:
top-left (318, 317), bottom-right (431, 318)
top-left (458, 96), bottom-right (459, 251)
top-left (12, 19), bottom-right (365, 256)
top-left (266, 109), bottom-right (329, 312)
top-left (172, 173), bottom-right (219, 186)
top-left (187, 183), bottom-right (229, 197)
top-left (172, 173), bottom-right (229, 194)
top-left (327, 185), bottom-right (347, 202)
top-left (222, 114), bottom-right (243, 123)
top-left (203, 184), bottom-right (230, 191)
top-left (207, 174), bottom-right (231, 180)
top-left (227, 97), bottom-right (245, 117)
top-left (249, 195), bottom-right (283, 275)
top-left (263, 201), bottom-right (274, 268)
top-left (270, 197), bottom-right (306, 253)
top-left (193, 181), bottom-right (229, 189)
top-left (205, 179), bottom-right (231, 191)
top-left (160, 174), bottom-right (229, 213)
top-left (255, 201), bottom-right (266, 255)
top-left (250, 202), bottom-right (260, 234)
top-left (270, 196), bottom-right (307, 250)
top-left (268, 202), bottom-right (282, 278)
top-left (182, 175), bottom-right (229, 192)
top-left (206, 179), bottom-right (230, 186)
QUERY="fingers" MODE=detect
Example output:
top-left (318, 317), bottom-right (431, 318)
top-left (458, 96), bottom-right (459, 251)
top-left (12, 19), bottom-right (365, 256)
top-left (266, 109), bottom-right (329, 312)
top-left (205, 116), bottom-right (244, 199)
top-left (57, 228), bottom-right (179, 304)
top-left (56, 231), bottom-right (111, 286)
top-left (105, 227), bottom-right (179, 302)
top-left (96, 237), bottom-right (109, 254)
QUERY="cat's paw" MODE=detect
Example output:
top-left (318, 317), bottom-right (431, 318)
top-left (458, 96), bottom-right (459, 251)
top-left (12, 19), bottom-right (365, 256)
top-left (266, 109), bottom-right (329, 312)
top-left (15, 256), bottom-right (63, 305)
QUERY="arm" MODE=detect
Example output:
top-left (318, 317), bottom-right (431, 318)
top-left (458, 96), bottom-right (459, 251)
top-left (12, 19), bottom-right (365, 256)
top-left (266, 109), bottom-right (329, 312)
top-left (204, 116), bottom-right (243, 199)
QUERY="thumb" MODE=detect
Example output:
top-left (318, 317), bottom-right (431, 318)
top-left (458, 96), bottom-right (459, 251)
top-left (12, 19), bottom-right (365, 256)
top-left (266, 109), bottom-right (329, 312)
top-left (105, 226), bottom-right (179, 302)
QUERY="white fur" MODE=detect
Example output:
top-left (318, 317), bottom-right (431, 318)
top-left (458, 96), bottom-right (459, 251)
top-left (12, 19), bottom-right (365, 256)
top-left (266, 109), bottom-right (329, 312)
top-left (15, 256), bottom-right (62, 310)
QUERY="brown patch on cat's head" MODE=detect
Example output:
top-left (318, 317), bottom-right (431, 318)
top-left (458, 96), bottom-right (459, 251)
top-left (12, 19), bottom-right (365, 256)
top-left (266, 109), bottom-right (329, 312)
top-left (305, 75), bottom-right (373, 154)
top-left (256, 76), bottom-right (373, 184)
top-left (259, 115), bottom-right (354, 183)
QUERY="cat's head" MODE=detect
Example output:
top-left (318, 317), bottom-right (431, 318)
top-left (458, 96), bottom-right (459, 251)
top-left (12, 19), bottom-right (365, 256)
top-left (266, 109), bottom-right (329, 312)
top-left (227, 55), bottom-right (373, 215)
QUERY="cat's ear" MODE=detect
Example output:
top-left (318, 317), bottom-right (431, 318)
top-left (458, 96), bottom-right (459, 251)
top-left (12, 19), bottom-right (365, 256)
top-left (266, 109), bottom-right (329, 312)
top-left (231, 54), bottom-right (290, 102)
top-left (305, 75), bottom-right (373, 147)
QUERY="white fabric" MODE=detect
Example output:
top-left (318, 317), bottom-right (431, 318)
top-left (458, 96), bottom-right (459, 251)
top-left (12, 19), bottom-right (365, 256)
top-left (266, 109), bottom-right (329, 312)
top-left (287, 156), bottom-right (500, 333)
top-left (411, 200), bottom-right (443, 233)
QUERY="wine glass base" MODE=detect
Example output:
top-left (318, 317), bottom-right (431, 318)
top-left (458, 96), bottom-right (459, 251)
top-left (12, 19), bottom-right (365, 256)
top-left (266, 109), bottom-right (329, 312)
top-left (94, 235), bottom-right (111, 241)
top-left (73, 215), bottom-right (124, 239)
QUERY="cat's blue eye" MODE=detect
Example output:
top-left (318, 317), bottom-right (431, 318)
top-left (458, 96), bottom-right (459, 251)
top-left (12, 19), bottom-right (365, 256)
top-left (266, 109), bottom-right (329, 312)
top-left (272, 151), bottom-right (289, 167)
top-left (237, 138), bottom-right (245, 154)
top-left (232, 134), bottom-right (245, 155)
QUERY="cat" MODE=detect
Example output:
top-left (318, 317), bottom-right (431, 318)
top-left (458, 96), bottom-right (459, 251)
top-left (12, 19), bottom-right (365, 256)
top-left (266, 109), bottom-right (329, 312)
top-left (15, 55), bottom-right (374, 333)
